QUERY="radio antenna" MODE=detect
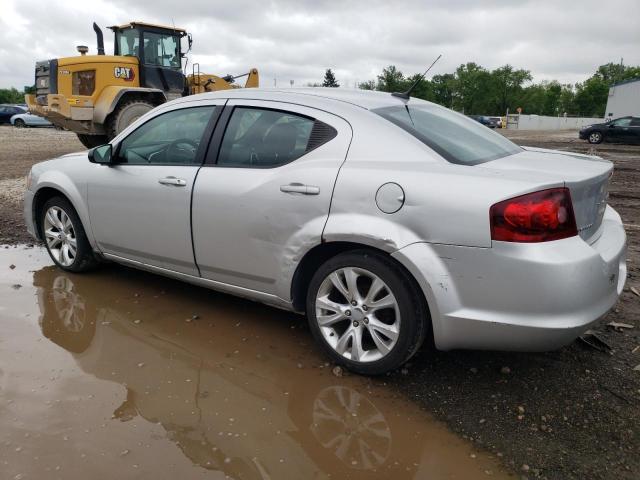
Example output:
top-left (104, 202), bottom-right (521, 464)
top-left (392, 54), bottom-right (442, 100)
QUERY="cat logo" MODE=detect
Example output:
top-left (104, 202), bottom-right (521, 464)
top-left (114, 67), bottom-right (135, 81)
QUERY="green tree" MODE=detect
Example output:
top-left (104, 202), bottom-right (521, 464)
top-left (403, 73), bottom-right (432, 100)
top-left (596, 62), bottom-right (640, 85)
top-left (452, 63), bottom-right (491, 114)
top-left (0, 88), bottom-right (25, 104)
top-left (574, 76), bottom-right (609, 117)
top-left (430, 73), bottom-right (456, 108)
top-left (322, 69), bottom-right (340, 87)
top-left (490, 65), bottom-right (532, 114)
top-left (557, 84), bottom-right (577, 115)
top-left (357, 60), bottom-right (640, 116)
top-left (376, 65), bottom-right (408, 92)
top-left (357, 80), bottom-right (376, 90)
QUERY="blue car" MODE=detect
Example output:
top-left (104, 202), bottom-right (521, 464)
top-left (0, 104), bottom-right (27, 124)
top-left (10, 110), bottom-right (53, 128)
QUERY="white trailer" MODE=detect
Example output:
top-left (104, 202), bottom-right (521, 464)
top-left (606, 78), bottom-right (640, 120)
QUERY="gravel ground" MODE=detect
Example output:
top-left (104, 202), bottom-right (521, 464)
top-left (0, 125), bottom-right (83, 244)
top-left (389, 129), bottom-right (640, 480)
top-left (0, 125), bottom-right (639, 479)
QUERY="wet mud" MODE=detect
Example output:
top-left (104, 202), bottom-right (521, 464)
top-left (0, 246), bottom-right (511, 479)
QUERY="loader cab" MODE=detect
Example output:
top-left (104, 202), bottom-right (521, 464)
top-left (111, 22), bottom-right (187, 99)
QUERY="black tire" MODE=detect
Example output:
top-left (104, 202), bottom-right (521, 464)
top-left (76, 134), bottom-right (108, 149)
top-left (107, 99), bottom-right (155, 139)
top-left (588, 131), bottom-right (603, 144)
top-left (306, 250), bottom-right (430, 375)
top-left (40, 196), bottom-right (99, 273)
top-left (14, 118), bottom-right (26, 128)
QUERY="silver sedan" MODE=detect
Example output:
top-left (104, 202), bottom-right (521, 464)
top-left (24, 89), bottom-right (627, 374)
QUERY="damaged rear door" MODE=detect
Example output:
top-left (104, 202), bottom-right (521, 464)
top-left (191, 100), bottom-right (352, 298)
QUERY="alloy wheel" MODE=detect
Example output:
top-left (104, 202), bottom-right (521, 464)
top-left (589, 132), bottom-right (602, 143)
top-left (311, 385), bottom-right (391, 469)
top-left (315, 267), bottom-right (401, 363)
top-left (44, 206), bottom-right (77, 267)
top-left (52, 276), bottom-right (86, 332)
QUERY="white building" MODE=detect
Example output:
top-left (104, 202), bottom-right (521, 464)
top-left (606, 78), bottom-right (640, 120)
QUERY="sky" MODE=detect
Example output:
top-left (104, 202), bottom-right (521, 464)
top-left (1, 0), bottom-right (639, 90)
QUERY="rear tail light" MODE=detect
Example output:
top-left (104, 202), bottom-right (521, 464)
top-left (490, 188), bottom-right (577, 242)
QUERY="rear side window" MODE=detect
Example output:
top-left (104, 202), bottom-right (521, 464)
top-left (373, 104), bottom-right (521, 165)
top-left (216, 107), bottom-right (335, 168)
top-left (629, 118), bottom-right (640, 126)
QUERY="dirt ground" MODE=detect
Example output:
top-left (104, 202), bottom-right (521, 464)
top-left (0, 125), bottom-right (83, 244)
top-left (0, 124), bottom-right (639, 479)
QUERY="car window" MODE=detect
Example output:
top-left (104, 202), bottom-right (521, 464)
top-left (612, 118), bottom-right (632, 127)
top-left (631, 118), bottom-right (640, 127)
top-left (217, 108), bottom-right (316, 167)
top-left (117, 106), bottom-right (216, 165)
top-left (374, 104), bottom-right (521, 165)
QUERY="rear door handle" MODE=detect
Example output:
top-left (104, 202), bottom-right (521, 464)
top-left (280, 183), bottom-right (320, 195)
top-left (158, 176), bottom-right (187, 187)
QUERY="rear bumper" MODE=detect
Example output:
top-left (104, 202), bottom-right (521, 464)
top-left (393, 205), bottom-right (627, 351)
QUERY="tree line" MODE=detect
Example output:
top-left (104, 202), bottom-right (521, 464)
top-left (355, 62), bottom-right (640, 117)
top-left (0, 87), bottom-right (28, 105)
top-left (4, 62), bottom-right (638, 118)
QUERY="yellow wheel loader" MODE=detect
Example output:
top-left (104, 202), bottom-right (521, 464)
top-left (25, 22), bottom-right (259, 148)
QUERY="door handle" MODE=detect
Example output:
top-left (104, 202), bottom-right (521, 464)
top-left (158, 176), bottom-right (187, 187)
top-left (280, 183), bottom-right (320, 195)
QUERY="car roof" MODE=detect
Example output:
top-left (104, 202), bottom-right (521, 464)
top-left (175, 88), bottom-right (429, 111)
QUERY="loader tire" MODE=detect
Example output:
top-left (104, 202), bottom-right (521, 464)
top-left (108, 99), bottom-right (155, 139)
top-left (76, 134), bottom-right (108, 149)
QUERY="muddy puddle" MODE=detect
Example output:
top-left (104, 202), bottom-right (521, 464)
top-left (0, 246), bottom-right (512, 479)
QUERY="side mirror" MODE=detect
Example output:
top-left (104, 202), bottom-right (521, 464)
top-left (88, 144), bottom-right (113, 164)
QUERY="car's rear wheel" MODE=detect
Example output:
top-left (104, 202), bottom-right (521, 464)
top-left (40, 196), bottom-right (98, 272)
top-left (14, 118), bottom-right (26, 128)
top-left (588, 131), bottom-right (603, 144)
top-left (306, 250), bottom-right (429, 375)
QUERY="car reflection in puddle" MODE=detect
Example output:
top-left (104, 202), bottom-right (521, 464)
top-left (1, 249), bottom-right (510, 479)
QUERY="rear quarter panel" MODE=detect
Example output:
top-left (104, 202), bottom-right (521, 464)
top-left (323, 113), bottom-right (563, 249)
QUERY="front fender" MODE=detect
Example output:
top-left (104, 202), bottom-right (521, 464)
top-left (93, 86), bottom-right (166, 124)
top-left (32, 171), bottom-right (98, 250)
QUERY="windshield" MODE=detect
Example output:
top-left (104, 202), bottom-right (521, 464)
top-left (373, 104), bottom-right (521, 165)
top-left (116, 29), bottom-right (140, 57)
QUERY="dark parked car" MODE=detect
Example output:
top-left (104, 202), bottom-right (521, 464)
top-left (0, 104), bottom-right (27, 124)
top-left (579, 116), bottom-right (640, 144)
top-left (468, 115), bottom-right (499, 128)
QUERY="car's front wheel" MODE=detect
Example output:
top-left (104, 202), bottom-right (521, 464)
top-left (40, 196), bottom-right (98, 272)
top-left (306, 250), bottom-right (429, 375)
top-left (588, 131), bottom-right (603, 144)
top-left (14, 118), bottom-right (26, 128)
